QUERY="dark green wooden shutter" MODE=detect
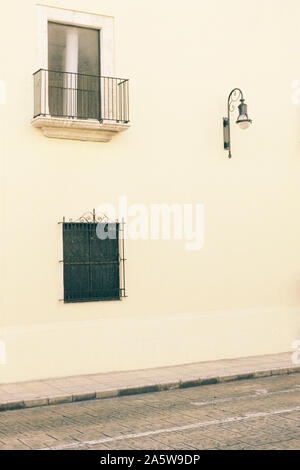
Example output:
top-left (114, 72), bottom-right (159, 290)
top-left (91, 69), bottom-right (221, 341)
top-left (63, 222), bottom-right (120, 302)
top-left (90, 223), bottom-right (120, 300)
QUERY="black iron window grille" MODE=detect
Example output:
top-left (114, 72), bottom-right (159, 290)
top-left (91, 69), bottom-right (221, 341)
top-left (33, 69), bottom-right (129, 123)
top-left (59, 210), bottom-right (126, 303)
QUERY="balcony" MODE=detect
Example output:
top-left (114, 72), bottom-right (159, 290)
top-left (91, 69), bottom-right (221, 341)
top-left (31, 69), bottom-right (130, 142)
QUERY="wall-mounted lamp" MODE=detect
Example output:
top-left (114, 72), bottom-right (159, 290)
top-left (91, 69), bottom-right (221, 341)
top-left (223, 88), bottom-right (252, 159)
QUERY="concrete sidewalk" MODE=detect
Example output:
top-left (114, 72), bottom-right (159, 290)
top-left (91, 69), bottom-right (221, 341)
top-left (0, 352), bottom-right (299, 412)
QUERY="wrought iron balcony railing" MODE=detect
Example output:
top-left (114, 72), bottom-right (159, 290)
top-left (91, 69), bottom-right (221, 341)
top-left (33, 69), bottom-right (129, 123)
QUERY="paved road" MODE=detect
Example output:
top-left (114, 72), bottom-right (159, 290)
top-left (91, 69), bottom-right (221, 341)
top-left (0, 374), bottom-right (299, 450)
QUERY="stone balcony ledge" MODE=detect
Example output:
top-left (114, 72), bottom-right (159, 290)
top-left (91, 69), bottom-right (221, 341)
top-left (31, 116), bottom-right (130, 142)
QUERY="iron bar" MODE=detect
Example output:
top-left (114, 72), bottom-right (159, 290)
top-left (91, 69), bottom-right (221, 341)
top-left (33, 69), bottom-right (129, 123)
top-left (60, 211), bottom-right (127, 302)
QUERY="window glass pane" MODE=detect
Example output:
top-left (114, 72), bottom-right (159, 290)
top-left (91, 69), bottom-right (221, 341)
top-left (78, 27), bottom-right (99, 76)
top-left (48, 22), bottom-right (65, 72)
top-left (48, 22), bottom-right (100, 119)
top-left (48, 22), bottom-right (99, 75)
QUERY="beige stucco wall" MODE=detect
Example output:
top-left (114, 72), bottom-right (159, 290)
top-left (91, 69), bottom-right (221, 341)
top-left (0, 0), bottom-right (300, 383)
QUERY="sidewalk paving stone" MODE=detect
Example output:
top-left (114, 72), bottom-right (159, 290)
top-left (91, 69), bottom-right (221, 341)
top-left (0, 351), bottom-right (299, 412)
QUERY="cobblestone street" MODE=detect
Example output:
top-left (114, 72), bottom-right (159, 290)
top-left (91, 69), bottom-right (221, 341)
top-left (0, 374), bottom-right (299, 450)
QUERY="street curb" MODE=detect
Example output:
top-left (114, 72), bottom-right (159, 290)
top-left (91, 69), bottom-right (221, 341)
top-left (0, 365), bottom-right (299, 412)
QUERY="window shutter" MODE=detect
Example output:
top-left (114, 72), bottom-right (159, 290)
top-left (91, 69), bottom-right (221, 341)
top-left (63, 222), bottom-right (120, 302)
top-left (90, 223), bottom-right (120, 300)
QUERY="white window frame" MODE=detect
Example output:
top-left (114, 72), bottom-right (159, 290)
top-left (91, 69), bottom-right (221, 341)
top-left (35, 5), bottom-right (115, 76)
top-left (35, 5), bottom-right (115, 117)
top-left (32, 6), bottom-right (129, 141)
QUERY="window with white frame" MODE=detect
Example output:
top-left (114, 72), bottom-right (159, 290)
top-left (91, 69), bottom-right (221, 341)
top-left (48, 22), bottom-right (100, 119)
top-left (33, 6), bottom-right (130, 126)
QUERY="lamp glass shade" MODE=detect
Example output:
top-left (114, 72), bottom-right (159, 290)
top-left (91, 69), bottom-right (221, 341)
top-left (237, 116), bottom-right (252, 130)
